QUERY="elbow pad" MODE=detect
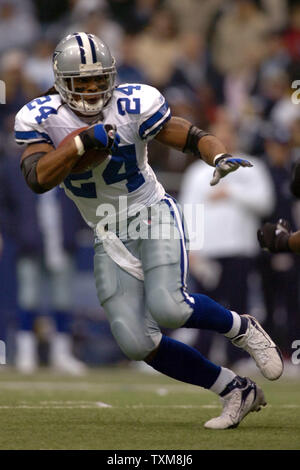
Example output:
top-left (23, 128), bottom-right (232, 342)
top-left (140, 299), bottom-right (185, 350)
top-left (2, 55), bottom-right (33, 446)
top-left (182, 125), bottom-right (211, 157)
top-left (20, 152), bottom-right (48, 194)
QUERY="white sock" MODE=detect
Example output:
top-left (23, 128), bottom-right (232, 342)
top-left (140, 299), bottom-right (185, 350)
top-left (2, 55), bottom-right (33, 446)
top-left (210, 367), bottom-right (236, 395)
top-left (223, 311), bottom-right (242, 339)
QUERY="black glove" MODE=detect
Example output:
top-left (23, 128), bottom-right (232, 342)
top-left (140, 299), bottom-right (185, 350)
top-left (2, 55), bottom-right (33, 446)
top-left (257, 218), bottom-right (292, 253)
top-left (79, 123), bottom-right (120, 153)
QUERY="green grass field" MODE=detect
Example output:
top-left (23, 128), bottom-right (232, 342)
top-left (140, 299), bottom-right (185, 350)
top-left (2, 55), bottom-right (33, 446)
top-left (0, 366), bottom-right (299, 450)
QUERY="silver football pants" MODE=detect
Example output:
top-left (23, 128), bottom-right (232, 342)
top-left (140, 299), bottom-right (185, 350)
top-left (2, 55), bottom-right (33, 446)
top-left (93, 195), bottom-right (194, 360)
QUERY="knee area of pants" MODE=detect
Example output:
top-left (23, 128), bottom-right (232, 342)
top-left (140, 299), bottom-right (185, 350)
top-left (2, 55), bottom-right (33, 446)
top-left (110, 320), bottom-right (154, 361)
top-left (146, 287), bottom-right (185, 329)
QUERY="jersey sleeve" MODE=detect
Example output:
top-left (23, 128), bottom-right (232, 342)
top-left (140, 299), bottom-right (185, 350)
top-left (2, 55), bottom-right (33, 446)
top-left (137, 85), bottom-right (171, 141)
top-left (14, 102), bottom-right (53, 146)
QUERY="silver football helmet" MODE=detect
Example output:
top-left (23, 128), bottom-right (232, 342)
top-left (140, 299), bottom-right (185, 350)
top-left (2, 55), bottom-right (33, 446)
top-left (53, 32), bottom-right (116, 115)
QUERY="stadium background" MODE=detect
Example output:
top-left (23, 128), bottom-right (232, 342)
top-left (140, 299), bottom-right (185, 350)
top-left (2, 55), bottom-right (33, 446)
top-left (0, 0), bottom-right (300, 377)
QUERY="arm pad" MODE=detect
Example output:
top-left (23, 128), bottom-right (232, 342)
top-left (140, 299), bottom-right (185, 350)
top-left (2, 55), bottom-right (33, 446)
top-left (182, 125), bottom-right (211, 157)
top-left (20, 152), bottom-right (48, 194)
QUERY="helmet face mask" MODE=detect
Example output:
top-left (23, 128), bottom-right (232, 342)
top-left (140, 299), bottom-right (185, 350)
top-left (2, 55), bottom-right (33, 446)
top-left (53, 33), bottom-right (116, 116)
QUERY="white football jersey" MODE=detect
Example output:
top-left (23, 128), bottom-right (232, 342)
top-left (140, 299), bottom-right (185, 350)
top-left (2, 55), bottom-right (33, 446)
top-left (15, 84), bottom-right (171, 228)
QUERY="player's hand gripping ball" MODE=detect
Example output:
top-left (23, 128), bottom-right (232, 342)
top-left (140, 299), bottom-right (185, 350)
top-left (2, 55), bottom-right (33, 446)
top-left (58, 123), bottom-right (120, 174)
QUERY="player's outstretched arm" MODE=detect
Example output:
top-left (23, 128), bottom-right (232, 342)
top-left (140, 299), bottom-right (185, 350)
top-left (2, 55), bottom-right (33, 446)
top-left (155, 117), bottom-right (226, 162)
top-left (155, 117), bottom-right (252, 185)
top-left (257, 218), bottom-right (300, 253)
top-left (20, 124), bottom-right (119, 193)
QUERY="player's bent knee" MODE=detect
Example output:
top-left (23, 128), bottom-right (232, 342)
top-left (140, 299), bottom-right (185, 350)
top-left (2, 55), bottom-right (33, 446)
top-left (146, 287), bottom-right (190, 329)
top-left (110, 319), bottom-right (160, 361)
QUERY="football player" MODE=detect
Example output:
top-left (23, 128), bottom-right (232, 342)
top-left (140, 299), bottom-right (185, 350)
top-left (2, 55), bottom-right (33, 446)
top-left (258, 161), bottom-right (300, 254)
top-left (15, 33), bottom-right (283, 429)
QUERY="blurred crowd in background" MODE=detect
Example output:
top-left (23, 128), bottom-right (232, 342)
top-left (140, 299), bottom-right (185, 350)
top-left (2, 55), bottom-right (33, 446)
top-left (0, 0), bottom-right (300, 375)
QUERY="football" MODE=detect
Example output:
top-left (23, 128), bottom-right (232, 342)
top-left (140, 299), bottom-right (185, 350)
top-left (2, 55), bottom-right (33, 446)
top-left (58, 127), bottom-right (109, 174)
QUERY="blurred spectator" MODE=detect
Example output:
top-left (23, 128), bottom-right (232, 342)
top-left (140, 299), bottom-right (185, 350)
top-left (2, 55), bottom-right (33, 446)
top-left (290, 116), bottom-right (300, 163)
top-left (178, 116), bottom-right (275, 367)
top-left (262, 0), bottom-right (289, 30)
top-left (31, 0), bottom-right (70, 41)
top-left (260, 67), bottom-right (291, 117)
top-left (269, 71), bottom-right (300, 132)
top-left (134, 0), bottom-right (164, 31)
top-left (0, 0), bottom-right (40, 54)
top-left (67, 0), bottom-right (124, 62)
top-left (105, 0), bottom-right (137, 32)
top-left (166, 0), bottom-right (223, 35)
top-left (259, 29), bottom-right (291, 78)
top-left (211, 0), bottom-right (271, 76)
top-left (289, 117), bottom-right (300, 197)
top-left (166, 31), bottom-right (216, 128)
top-left (32, 0), bottom-right (70, 24)
top-left (0, 145), bottom-right (18, 351)
top-left (168, 32), bottom-right (208, 95)
top-left (284, 1), bottom-right (300, 61)
top-left (106, 0), bottom-right (163, 33)
top-left (0, 119), bottom-right (86, 374)
top-left (0, 50), bottom-right (39, 123)
top-left (134, 6), bottom-right (181, 90)
top-left (23, 40), bottom-right (55, 92)
top-left (234, 100), bottom-right (266, 155)
top-left (117, 34), bottom-right (149, 84)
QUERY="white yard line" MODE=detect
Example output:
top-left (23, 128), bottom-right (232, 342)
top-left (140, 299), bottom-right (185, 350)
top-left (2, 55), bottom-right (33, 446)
top-left (96, 402), bottom-right (113, 408)
top-left (0, 382), bottom-right (202, 393)
top-left (0, 402), bottom-right (298, 410)
top-left (0, 405), bottom-right (104, 409)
